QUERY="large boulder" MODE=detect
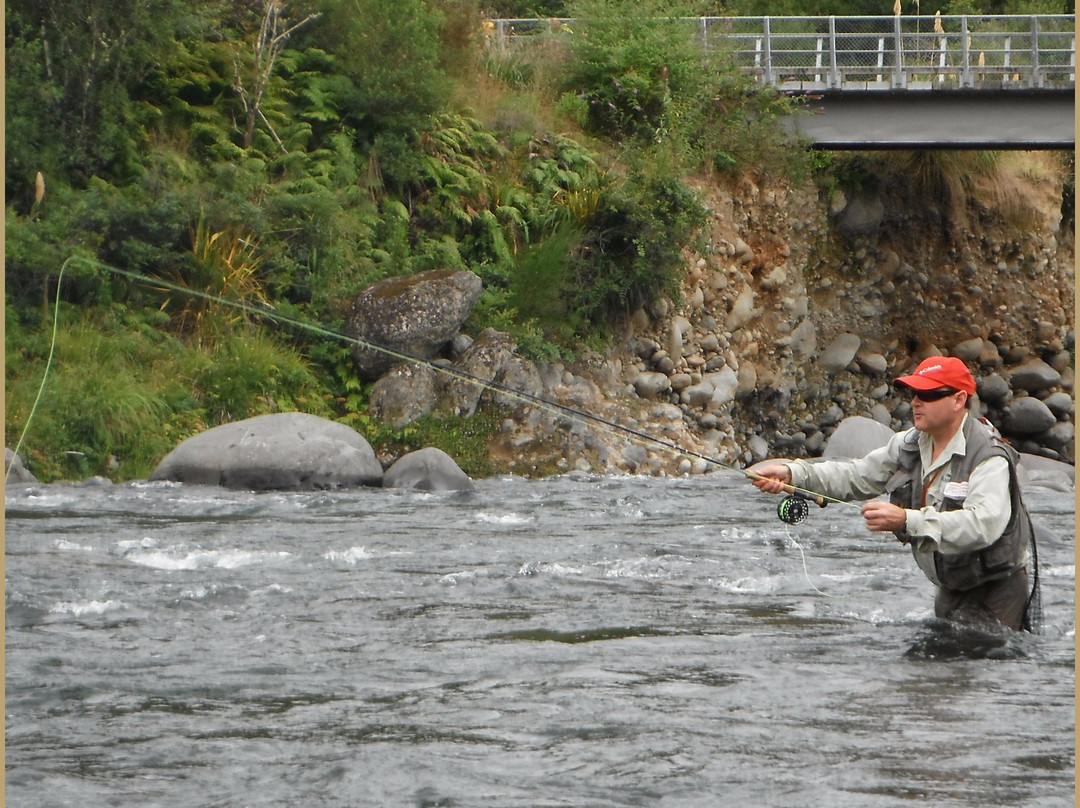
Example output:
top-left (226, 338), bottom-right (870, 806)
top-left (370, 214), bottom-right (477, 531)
top-left (383, 447), bottom-right (474, 491)
top-left (149, 412), bottom-right (383, 490)
top-left (1016, 452), bottom-right (1075, 492)
top-left (369, 362), bottom-right (440, 429)
top-left (442, 328), bottom-right (518, 417)
top-left (346, 268), bottom-right (483, 380)
top-left (1007, 358), bottom-right (1061, 394)
top-left (1002, 396), bottom-right (1058, 437)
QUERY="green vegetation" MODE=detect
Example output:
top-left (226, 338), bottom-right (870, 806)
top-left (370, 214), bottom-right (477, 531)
top-left (4, 0), bottom-right (1063, 481)
top-left (4, 302), bottom-right (330, 481)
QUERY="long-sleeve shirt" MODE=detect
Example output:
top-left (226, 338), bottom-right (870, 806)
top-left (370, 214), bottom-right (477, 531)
top-left (783, 415), bottom-right (1015, 586)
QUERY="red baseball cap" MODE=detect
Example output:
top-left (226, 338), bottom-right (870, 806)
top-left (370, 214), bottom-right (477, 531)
top-left (894, 356), bottom-right (976, 395)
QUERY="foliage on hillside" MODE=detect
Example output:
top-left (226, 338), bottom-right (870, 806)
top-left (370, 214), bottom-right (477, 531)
top-left (3, 0), bottom-right (1063, 481)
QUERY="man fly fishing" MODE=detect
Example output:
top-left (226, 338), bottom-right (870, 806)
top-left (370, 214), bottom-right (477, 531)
top-left (751, 356), bottom-right (1040, 632)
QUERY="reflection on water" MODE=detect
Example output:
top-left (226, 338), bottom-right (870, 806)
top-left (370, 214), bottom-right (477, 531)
top-left (4, 473), bottom-right (1075, 807)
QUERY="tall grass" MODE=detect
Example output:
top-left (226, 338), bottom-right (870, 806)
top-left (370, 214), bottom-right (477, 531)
top-left (187, 329), bottom-right (331, 423)
top-left (4, 307), bottom-right (330, 481)
top-left (5, 313), bottom-right (190, 480)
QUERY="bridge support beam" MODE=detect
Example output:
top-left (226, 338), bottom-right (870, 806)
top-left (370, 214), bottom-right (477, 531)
top-left (781, 89), bottom-right (1074, 150)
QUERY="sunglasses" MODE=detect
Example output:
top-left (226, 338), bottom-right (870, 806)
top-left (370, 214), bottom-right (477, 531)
top-left (910, 388), bottom-right (959, 402)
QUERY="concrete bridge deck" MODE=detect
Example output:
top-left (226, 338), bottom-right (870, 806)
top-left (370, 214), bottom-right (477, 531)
top-left (489, 14), bottom-right (1075, 149)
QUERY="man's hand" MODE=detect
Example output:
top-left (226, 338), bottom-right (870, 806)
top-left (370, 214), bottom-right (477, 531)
top-left (750, 463), bottom-right (792, 495)
top-left (861, 501), bottom-right (908, 533)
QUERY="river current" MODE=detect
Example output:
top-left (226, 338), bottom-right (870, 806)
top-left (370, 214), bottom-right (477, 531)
top-left (4, 472), bottom-right (1075, 807)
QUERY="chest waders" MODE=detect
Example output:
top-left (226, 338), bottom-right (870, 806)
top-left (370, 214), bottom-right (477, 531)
top-left (885, 417), bottom-right (1041, 632)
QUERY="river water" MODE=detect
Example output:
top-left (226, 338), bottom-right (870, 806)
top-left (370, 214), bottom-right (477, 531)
top-left (4, 472), bottom-right (1074, 807)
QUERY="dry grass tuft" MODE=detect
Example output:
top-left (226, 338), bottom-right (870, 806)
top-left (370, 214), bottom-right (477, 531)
top-left (890, 151), bottom-right (1066, 232)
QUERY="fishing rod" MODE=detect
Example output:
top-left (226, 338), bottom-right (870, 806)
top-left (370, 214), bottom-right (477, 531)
top-left (13, 255), bottom-right (852, 524)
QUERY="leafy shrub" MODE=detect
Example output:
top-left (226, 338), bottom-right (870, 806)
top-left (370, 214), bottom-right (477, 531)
top-left (568, 163), bottom-right (705, 323)
top-left (561, 0), bottom-right (719, 147)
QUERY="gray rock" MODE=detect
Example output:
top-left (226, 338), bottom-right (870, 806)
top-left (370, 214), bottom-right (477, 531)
top-left (632, 338), bottom-right (660, 360)
top-left (869, 403), bottom-right (893, 426)
top-left (682, 382), bottom-right (716, 408)
top-left (856, 352), bottom-right (888, 376)
top-left (1017, 453), bottom-right (1075, 492)
top-left (978, 342), bottom-right (1004, 369)
top-left (347, 269), bottom-right (483, 380)
top-left (700, 334), bottom-right (721, 353)
top-left (733, 237), bottom-right (754, 265)
top-left (383, 447), bottom-right (474, 491)
top-left (622, 444), bottom-right (649, 471)
top-left (443, 328), bottom-right (516, 417)
top-left (759, 265), bottom-right (787, 291)
top-left (820, 334), bottom-right (861, 374)
top-left (725, 285), bottom-right (759, 332)
top-left (747, 434), bottom-right (770, 461)
top-left (78, 476), bottom-right (113, 487)
top-left (1060, 365), bottom-right (1074, 392)
top-left (634, 371), bottom-right (672, 399)
top-left (869, 383), bottom-right (891, 400)
top-left (450, 334), bottom-right (474, 359)
top-left (1048, 350), bottom-right (1072, 373)
top-left (833, 192), bottom-right (884, 236)
top-left (1040, 420), bottom-right (1074, 455)
top-left (823, 416), bottom-right (895, 458)
top-left (668, 317), bottom-right (691, 363)
top-left (5, 448), bottom-right (37, 484)
top-left (818, 403), bottom-right (845, 429)
top-left (1035, 320), bottom-right (1057, 342)
top-left (1002, 397), bottom-right (1058, 437)
top-left (653, 354), bottom-right (676, 375)
top-left (703, 366), bottom-right (739, 408)
top-left (1008, 358), bottom-right (1061, 393)
top-left (150, 412), bottom-right (383, 490)
top-left (950, 338), bottom-right (985, 362)
top-left (789, 319), bottom-right (816, 359)
top-left (669, 372), bottom-right (694, 391)
top-left (370, 363), bottom-right (439, 428)
top-left (493, 355), bottom-right (545, 415)
top-left (736, 362), bottom-right (758, 396)
top-left (976, 372), bottom-right (1012, 406)
top-left (804, 431), bottom-right (826, 455)
top-left (1042, 391), bottom-right (1074, 418)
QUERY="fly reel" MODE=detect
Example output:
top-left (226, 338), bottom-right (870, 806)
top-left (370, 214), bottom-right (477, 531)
top-left (777, 494), bottom-right (810, 525)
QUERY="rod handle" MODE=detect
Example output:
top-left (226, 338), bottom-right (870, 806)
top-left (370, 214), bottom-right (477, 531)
top-left (780, 482), bottom-right (826, 508)
top-left (749, 470), bottom-right (827, 508)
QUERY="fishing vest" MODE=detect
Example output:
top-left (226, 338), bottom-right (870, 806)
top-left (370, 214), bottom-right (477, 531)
top-left (886, 416), bottom-right (1033, 592)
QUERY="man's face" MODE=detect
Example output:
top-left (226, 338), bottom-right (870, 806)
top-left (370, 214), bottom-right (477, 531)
top-left (910, 388), bottom-right (967, 434)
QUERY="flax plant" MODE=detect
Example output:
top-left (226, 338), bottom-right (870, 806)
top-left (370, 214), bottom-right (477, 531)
top-left (159, 215), bottom-right (270, 338)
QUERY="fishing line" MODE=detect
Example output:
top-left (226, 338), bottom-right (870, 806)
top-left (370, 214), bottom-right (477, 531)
top-left (781, 523), bottom-right (833, 598)
top-left (14, 255), bottom-right (857, 525)
top-left (5, 256), bottom-right (71, 486)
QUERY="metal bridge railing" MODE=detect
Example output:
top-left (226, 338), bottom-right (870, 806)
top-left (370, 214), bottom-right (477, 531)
top-left (485, 15), bottom-right (1075, 91)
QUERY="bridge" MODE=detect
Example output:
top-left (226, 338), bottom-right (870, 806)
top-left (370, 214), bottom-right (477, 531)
top-left (486, 15), bottom-right (1075, 149)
